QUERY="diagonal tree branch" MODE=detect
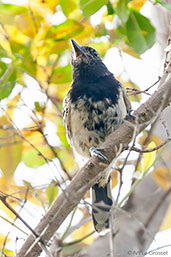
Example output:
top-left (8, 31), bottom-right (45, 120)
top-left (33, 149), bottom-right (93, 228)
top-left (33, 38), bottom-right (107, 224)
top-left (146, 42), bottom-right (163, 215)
top-left (16, 70), bottom-right (171, 257)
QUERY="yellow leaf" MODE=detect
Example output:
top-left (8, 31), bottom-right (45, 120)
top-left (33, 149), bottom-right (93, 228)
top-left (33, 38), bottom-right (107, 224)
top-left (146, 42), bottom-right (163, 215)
top-left (48, 82), bottom-right (70, 100)
top-left (111, 170), bottom-right (118, 188)
top-left (36, 55), bottom-right (49, 82)
top-left (22, 129), bottom-right (54, 167)
top-left (118, 41), bottom-right (140, 59)
top-left (0, 25), bottom-right (12, 56)
top-left (0, 176), bottom-right (19, 219)
top-left (56, 148), bottom-right (75, 172)
top-left (85, 190), bottom-right (90, 198)
top-left (160, 202), bottom-right (171, 231)
top-left (0, 116), bottom-right (22, 176)
top-left (46, 180), bottom-right (58, 207)
top-left (14, 13), bottom-right (40, 38)
top-left (153, 167), bottom-right (171, 190)
top-left (0, 233), bottom-right (10, 248)
top-left (29, 0), bottom-right (55, 17)
top-left (128, 0), bottom-right (146, 10)
top-left (142, 141), bottom-right (156, 172)
top-left (30, 22), bottom-right (50, 59)
top-left (2, 25), bottom-right (29, 45)
top-left (72, 221), bottom-right (94, 245)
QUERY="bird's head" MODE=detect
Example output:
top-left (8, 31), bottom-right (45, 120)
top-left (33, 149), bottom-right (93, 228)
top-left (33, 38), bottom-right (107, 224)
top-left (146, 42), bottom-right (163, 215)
top-left (70, 39), bottom-right (110, 80)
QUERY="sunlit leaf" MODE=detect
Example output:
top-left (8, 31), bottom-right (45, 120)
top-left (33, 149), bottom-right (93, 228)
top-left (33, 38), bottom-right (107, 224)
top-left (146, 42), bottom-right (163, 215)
top-left (29, 0), bottom-right (56, 17)
top-left (153, 167), bottom-right (171, 190)
top-left (0, 233), bottom-right (10, 247)
top-left (118, 41), bottom-right (140, 59)
top-left (46, 180), bottom-right (58, 207)
top-left (80, 0), bottom-right (108, 17)
top-left (0, 116), bottom-right (22, 176)
top-left (22, 130), bottom-right (54, 168)
top-left (60, 0), bottom-right (78, 17)
top-left (14, 13), bottom-right (42, 38)
top-left (51, 64), bottom-right (72, 84)
top-left (94, 24), bottom-right (108, 37)
top-left (45, 20), bottom-right (84, 41)
top-left (34, 101), bottom-right (43, 112)
top-left (0, 25), bottom-right (12, 56)
top-left (142, 141), bottom-right (156, 172)
top-left (138, 133), bottom-right (162, 147)
top-left (11, 41), bottom-right (36, 77)
top-left (0, 81), bottom-right (15, 100)
top-left (0, 62), bottom-right (16, 100)
top-left (128, 0), bottom-right (146, 10)
top-left (111, 170), bottom-right (118, 188)
top-left (0, 45), bottom-right (10, 58)
top-left (116, 0), bottom-right (130, 23)
top-left (55, 116), bottom-right (70, 147)
top-left (3, 248), bottom-right (14, 256)
top-left (3, 25), bottom-right (30, 45)
top-left (56, 148), bottom-right (75, 173)
top-left (72, 220), bottom-right (94, 244)
top-left (0, 176), bottom-right (20, 218)
top-left (0, 3), bottom-right (28, 24)
top-left (125, 8), bottom-right (155, 54)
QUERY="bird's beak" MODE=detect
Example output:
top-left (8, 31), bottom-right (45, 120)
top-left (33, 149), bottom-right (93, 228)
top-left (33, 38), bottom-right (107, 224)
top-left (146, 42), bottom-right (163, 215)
top-left (70, 39), bottom-right (86, 59)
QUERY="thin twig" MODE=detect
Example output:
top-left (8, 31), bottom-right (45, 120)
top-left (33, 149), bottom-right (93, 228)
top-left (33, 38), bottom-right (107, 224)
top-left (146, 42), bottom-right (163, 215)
top-left (129, 138), bottom-right (170, 153)
top-left (127, 77), bottom-right (161, 96)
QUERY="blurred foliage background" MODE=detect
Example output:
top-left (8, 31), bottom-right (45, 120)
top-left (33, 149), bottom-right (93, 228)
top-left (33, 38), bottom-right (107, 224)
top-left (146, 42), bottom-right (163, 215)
top-left (0, 0), bottom-right (170, 256)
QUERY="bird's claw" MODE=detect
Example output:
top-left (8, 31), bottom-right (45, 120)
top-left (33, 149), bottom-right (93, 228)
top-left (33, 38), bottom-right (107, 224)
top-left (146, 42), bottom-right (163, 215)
top-left (90, 147), bottom-right (109, 163)
top-left (126, 109), bottom-right (136, 120)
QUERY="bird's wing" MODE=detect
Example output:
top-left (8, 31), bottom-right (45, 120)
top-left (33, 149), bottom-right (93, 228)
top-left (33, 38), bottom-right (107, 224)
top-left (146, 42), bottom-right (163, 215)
top-left (63, 91), bottom-right (72, 143)
top-left (120, 84), bottom-right (131, 113)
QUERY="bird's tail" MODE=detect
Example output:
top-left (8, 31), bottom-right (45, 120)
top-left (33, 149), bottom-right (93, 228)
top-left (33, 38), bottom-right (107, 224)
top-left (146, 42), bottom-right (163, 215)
top-left (92, 179), bottom-right (113, 232)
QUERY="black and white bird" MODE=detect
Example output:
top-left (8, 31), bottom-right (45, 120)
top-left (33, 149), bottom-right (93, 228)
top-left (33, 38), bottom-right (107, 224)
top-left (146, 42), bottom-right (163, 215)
top-left (63, 39), bottom-right (131, 232)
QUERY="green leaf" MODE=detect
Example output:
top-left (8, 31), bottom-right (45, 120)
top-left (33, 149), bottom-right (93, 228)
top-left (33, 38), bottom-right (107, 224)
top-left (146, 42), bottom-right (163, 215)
top-left (22, 131), bottom-right (54, 168)
top-left (45, 20), bottom-right (84, 41)
top-left (0, 81), bottom-right (15, 100)
top-left (0, 68), bottom-right (16, 100)
top-left (0, 116), bottom-right (22, 176)
top-left (11, 42), bottom-right (36, 77)
top-left (125, 8), bottom-right (155, 54)
top-left (156, 0), bottom-right (171, 11)
top-left (0, 45), bottom-right (10, 58)
top-left (22, 145), bottom-right (54, 168)
top-left (34, 102), bottom-right (43, 112)
top-left (0, 3), bottom-right (28, 25)
top-left (80, 0), bottom-right (108, 17)
top-left (59, 0), bottom-right (78, 17)
top-left (51, 64), bottom-right (72, 84)
top-left (56, 117), bottom-right (70, 147)
top-left (46, 180), bottom-right (58, 207)
top-left (107, 1), bottom-right (115, 15)
top-left (116, 0), bottom-right (130, 23)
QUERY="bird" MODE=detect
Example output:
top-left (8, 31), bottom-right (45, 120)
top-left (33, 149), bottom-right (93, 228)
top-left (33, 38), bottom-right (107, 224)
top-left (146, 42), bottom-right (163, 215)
top-left (63, 39), bottom-right (131, 232)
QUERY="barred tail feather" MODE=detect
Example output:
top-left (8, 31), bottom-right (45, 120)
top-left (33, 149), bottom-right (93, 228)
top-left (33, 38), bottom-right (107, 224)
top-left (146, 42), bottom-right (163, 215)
top-left (92, 179), bottom-right (113, 232)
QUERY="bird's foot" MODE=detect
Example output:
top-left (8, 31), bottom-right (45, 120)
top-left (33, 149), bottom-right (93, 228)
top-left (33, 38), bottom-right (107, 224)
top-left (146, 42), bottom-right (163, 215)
top-left (90, 147), bottom-right (109, 163)
top-left (125, 109), bottom-right (136, 120)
